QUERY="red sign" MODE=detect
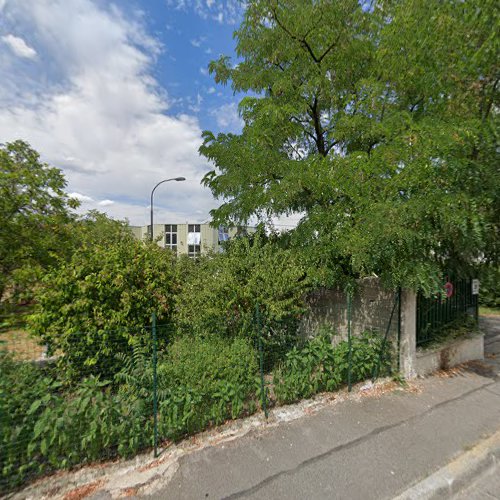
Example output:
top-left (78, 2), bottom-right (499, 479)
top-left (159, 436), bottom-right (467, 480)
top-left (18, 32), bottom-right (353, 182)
top-left (444, 280), bottom-right (454, 298)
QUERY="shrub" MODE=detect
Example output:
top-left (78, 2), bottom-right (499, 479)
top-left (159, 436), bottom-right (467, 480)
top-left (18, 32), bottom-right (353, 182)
top-left (27, 378), bottom-right (151, 471)
top-left (0, 352), bottom-right (152, 494)
top-left (28, 214), bottom-right (176, 381)
top-left (0, 353), bottom-right (57, 492)
top-left (174, 233), bottom-right (311, 339)
top-left (273, 334), bottom-right (341, 404)
top-left (478, 265), bottom-right (500, 309)
top-left (333, 330), bottom-right (392, 384)
top-left (156, 335), bottom-right (259, 440)
top-left (273, 330), bottom-right (392, 405)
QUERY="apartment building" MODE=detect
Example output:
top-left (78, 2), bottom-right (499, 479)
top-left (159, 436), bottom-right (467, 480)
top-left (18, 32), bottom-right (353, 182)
top-left (130, 223), bottom-right (253, 256)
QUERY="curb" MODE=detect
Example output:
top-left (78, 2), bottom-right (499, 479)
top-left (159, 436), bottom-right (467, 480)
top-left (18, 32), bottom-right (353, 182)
top-left (393, 429), bottom-right (500, 499)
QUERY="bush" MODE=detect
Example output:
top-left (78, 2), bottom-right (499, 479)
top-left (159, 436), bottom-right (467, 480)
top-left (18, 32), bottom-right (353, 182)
top-left (273, 334), bottom-right (341, 404)
top-left (28, 214), bottom-right (176, 381)
top-left (478, 265), bottom-right (500, 308)
top-left (0, 354), bottom-right (57, 492)
top-left (174, 233), bottom-right (311, 339)
top-left (0, 352), bottom-right (152, 494)
top-left (156, 335), bottom-right (259, 440)
top-left (273, 331), bottom-right (392, 405)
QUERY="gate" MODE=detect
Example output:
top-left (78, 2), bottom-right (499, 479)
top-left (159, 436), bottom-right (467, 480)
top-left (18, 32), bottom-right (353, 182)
top-left (416, 278), bottom-right (478, 346)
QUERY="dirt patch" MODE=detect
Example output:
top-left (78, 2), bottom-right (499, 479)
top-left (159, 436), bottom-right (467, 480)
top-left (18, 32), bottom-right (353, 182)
top-left (63, 480), bottom-right (104, 500)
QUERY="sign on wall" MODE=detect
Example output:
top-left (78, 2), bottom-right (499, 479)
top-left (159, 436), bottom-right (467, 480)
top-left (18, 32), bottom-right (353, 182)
top-left (471, 279), bottom-right (480, 295)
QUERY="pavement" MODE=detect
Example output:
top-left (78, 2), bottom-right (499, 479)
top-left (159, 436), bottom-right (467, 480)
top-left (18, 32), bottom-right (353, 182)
top-left (12, 316), bottom-right (500, 500)
top-left (146, 316), bottom-right (500, 500)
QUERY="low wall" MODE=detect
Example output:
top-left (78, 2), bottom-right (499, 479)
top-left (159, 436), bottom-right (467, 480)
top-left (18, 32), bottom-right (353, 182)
top-left (299, 278), bottom-right (398, 345)
top-left (297, 281), bottom-right (484, 380)
top-left (415, 333), bottom-right (484, 376)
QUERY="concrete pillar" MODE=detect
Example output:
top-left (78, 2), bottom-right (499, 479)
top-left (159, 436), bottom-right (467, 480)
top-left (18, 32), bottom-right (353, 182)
top-left (399, 289), bottom-right (417, 379)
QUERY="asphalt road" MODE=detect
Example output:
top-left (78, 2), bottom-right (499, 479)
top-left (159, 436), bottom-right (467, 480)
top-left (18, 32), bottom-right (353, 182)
top-left (148, 317), bottom-right (500, 500)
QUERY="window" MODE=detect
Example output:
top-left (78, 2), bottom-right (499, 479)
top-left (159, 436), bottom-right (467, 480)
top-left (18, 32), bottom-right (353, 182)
top-left (188, 244), bottom-right (201, 257)
top-left (164, 224), bottom-right (177, 254)
top-left (218, 226), bottom-right (229, 243)
top-left (187, 224), bottom-right (201, 257)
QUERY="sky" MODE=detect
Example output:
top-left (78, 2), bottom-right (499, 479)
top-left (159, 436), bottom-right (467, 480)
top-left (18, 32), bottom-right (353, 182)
top-left (0, 0), bottom-right (246, 225)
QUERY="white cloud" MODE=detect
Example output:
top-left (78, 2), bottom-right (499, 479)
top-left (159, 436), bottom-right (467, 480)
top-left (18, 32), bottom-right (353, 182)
top-left (98, 199), bottom-right (114, 206)
top-left (166, 0), bottom-right (243, 25)
top-left (199, 66), bottom-right (209, 76)
top-left (190, 36), bottom-right (206, 48)
top-left (211, 102), bottom-right (243, 132)
top-left (69, 192), bottom-right (94, 203)
top-left (1, 34), bottom-right (37, 58)
top-left (0, 0), bottom-right (216, 225)
top-left (207, 86), bottom-right (215, 94)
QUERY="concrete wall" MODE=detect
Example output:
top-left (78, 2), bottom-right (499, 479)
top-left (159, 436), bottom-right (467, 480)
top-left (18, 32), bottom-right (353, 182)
top-left (299, 281), bottom-right (483, 379)
top-left (395, 289), bottom-right (484, 378)
top-left (300, 278), bottom-right (399, 346)
top-left (415, 334), bottom-right (484, 376)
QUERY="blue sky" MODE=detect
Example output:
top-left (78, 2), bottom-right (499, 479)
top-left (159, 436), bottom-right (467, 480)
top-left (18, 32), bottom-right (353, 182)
top-left (0, 0), bottom-right (246, 225)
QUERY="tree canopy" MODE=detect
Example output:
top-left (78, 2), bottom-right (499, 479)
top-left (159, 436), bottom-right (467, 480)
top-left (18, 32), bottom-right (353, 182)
top-left (0, 141), bottom-right (79, 304)
top-left (200, 0), bottom-right (499, 291)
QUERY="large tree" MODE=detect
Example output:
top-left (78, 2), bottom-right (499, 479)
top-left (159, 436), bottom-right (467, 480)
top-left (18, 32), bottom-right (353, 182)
top-left (0, 141), bottom-right (79, 304)
top-left (200, 0), bottom-right (499, 291)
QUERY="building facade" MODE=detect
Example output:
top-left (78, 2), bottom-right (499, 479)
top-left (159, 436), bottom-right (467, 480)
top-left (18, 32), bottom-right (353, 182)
top-left (130, 223), bottom-right (252, 256)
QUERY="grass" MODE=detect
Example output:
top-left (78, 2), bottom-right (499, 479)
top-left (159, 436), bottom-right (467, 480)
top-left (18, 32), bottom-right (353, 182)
top-left (479, 306), bottom-right (500, 317)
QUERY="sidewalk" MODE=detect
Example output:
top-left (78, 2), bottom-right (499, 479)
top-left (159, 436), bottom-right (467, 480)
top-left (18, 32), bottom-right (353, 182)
top-left (147, 316), bottom-right (500, 500)
top-left (13, 317), bottom-right (500, 500)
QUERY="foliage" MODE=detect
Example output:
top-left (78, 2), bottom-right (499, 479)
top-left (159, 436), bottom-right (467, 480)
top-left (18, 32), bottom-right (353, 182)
top-left (200, 0), bottom-right (499, 292)
top-left (0, 353), bottom-right (151, 493)
top-left (0, 353), bottom-right (56, 491)
top-left (477, 265), bottom-right (500, 308)
top-left (0, 140), bottom-right (78, 306)
top-left (174, 231), bottom-right (311, 339)
top-left (333, 330), bottom-right (392, 384)
top-left (156, 335), bottom-right (258, 439)
top-left (273, 330), bottom-right (392, 405)
top-left (114, 334), bottom-right (259, 441)
top-left (28, 213), bottom-right (176, 380)
top-left (273, 333), bottom-right (340, 404)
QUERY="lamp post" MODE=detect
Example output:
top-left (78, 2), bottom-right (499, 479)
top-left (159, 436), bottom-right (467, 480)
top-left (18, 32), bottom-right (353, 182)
top-left (149, 176), bottom-right (184, 458)
top-left (150, 177), bottom-right (185, 242)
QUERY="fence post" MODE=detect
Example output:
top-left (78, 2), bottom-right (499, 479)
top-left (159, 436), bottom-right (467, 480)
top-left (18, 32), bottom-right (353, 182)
top-left (397, 287), bottom-right (402, 373)
top-left (372, 290), bottom-right (398, 382)
top-left (347, 292), bottom-right (353, 392)
top-left (152, 312), bottom-right (158, 458)
top-left (256, 303), bottom-right (268, 419)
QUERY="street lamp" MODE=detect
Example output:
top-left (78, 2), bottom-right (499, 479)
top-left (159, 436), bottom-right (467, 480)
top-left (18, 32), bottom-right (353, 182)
top-left (150, 177), bottom-right (186, 241)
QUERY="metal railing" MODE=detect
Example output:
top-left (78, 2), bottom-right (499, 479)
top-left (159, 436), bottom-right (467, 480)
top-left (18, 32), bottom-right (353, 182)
top-left (416, 278), bottom-right (478, 346)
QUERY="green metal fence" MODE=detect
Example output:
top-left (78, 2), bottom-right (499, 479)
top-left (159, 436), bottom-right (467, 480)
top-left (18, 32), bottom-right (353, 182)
top-left (416, 278), bottom-right (478, 346)
top-left (1, 288), bottom-right (401, 494)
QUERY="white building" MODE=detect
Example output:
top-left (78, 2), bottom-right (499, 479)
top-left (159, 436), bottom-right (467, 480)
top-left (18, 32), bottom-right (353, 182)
top-left (130, 223), bottom-right (254, 256)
